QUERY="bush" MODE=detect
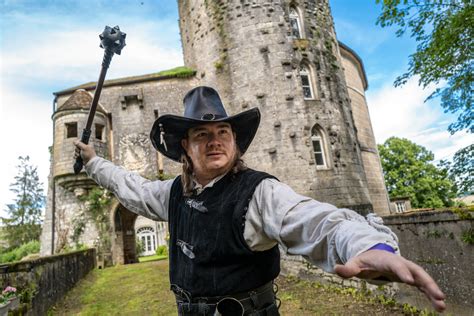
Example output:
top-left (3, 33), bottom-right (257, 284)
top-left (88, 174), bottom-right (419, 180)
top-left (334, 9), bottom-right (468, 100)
top-left (155, 245), bottom-right (168, 257)
top-left (0, 240), bottom-right (40, 263)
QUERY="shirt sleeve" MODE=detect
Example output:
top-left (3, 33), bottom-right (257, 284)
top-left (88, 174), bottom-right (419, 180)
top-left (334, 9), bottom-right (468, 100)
top-left (85, 156), bottom-right (174, 221)
top-left (244, 178), bottom-right (399, 273)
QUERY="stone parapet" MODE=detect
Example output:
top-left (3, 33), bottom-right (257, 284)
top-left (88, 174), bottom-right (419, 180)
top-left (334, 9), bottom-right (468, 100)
top-left (0, 249), bottom-right (96, 315)
top-left (384, 210), bottom-right (473, 314)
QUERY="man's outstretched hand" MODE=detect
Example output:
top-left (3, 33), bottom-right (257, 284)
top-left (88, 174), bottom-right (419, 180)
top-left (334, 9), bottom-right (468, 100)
top-left (335, 250), bottom-right (446, 312)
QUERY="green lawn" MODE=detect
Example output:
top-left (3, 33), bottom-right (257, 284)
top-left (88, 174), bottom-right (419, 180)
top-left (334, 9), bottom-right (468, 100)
top-left (51, 260), bottom-right (419, 315)
top-left (50, 260), bottom-right (176, 315)
top-left (138, 254), bottom-right (168, 263)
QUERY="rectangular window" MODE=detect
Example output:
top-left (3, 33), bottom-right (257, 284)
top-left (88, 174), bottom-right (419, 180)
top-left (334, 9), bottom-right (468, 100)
top-left (396, 202), bottom-right (406, 213)
top-left (147, 235), bottom-right (151, 251)
top-left (301, 74), bottom-right (313, 99)
top-left (312, 139), bottom-right (325, 166)
top-left (65, 122), bottom-right (77, 138)
top-left (95, 123), bottom-right (105, 141)
top-left (290, 18), bottom-right (301, 38)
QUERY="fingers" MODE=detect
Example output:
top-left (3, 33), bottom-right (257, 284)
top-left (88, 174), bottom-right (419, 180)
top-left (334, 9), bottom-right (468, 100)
top-left (74, 140), bottom-right (86, 149)
top-left (73, 140), bottom-right (96, 163)
top-left (335, 251), bottom-right (446, 312)
top-left (405, 260), bottom-right (446, 312)
top-left (73, 140), bottom-right (83, 159)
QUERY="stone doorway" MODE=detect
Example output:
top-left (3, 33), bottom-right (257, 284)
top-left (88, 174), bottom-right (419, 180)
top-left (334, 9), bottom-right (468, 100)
top-left (112, 204), bottom-right (138, 264)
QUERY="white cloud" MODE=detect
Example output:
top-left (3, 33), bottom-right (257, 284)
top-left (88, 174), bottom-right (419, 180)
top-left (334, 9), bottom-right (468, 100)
top-left (366, 77), bottom-right (473, 161)
top-left (2, 22), bottom-right (183, 86)
top-left (0, 85), bottom-right (52, 218)
top-left (0, 7), bottom-right (184, 218)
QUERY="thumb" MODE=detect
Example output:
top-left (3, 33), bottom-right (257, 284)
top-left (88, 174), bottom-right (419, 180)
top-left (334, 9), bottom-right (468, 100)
top-left (334, 260), bottom-right (361, 279)
top-left (74, 140), bottom-right (87, 150)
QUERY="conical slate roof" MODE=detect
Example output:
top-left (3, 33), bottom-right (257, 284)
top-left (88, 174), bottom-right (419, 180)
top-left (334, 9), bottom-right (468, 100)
top-left (56, 89), bottom-right (107, 114)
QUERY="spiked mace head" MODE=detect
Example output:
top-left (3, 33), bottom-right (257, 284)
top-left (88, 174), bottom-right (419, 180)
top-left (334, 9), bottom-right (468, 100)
top-left (99, 25), bottom-right (126, 55)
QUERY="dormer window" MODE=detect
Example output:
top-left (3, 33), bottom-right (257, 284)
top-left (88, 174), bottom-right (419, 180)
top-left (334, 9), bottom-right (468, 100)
top-left (65, 122), bottom-right (78, 138)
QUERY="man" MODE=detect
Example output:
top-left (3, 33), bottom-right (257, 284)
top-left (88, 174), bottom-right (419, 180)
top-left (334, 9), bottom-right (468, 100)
top-left (75, 86), bottom-right (446, 315)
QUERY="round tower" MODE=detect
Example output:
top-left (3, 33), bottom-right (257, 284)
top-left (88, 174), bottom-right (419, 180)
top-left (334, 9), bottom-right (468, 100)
top-left (41, 89), bottom-right (109, 254)
top-left (52, 89), bottom-right (109, 189)
top-left (339, 43), bottom-right (391, 214)
top-left (178, 0), bottom-right (376, 213)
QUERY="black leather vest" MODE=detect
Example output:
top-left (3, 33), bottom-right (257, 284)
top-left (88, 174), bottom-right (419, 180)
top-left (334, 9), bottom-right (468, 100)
top-left (168, 169), bottom-right (280, 297)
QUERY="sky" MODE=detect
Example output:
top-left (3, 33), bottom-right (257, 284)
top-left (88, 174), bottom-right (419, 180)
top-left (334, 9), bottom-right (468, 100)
top-left (1, 0), bottom-right (472, 218)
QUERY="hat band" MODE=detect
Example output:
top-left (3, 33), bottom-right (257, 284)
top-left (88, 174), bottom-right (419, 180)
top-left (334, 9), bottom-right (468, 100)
top-left (200, 113), bottom-right (226, 120)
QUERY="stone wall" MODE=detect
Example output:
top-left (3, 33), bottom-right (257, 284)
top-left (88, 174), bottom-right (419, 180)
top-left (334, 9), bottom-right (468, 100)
top-left (0, 249), bottom-right (96, 315)
top-left (281, 210), bottom-right (474, 315)
top-left (384, 210), bottom-right (474, 315)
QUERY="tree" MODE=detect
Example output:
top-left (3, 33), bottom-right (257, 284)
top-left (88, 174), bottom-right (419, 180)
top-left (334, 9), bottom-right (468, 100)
top-left (440, 144), bottom-right (473, 195)
top-left (378, 137), bottom-right (457, 208)
top-left (376, 0), bottom-right (473, 134)
top-left (1, 156), bottom-right (45, 248)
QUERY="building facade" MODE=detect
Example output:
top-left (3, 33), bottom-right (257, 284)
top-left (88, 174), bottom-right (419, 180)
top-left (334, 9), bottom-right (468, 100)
top-left (40, 0), bottom-right (391, 264)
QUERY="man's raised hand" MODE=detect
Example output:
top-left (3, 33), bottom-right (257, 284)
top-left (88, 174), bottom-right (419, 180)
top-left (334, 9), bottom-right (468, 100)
top-left (74, 140), bottom-right (97, 166)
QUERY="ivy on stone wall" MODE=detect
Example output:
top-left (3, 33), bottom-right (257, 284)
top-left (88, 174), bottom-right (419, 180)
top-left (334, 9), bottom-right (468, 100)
top-left (73, 187), bottom-right (113, 254)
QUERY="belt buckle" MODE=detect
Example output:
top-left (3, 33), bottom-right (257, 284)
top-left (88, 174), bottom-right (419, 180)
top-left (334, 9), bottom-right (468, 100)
top-left (214, 297), bottom-right (244, 316)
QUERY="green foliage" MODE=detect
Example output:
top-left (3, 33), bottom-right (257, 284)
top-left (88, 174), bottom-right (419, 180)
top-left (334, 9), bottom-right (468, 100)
top-left (78, 187), bottom-right (113, 254)
top-left (1, 156), bottom-right (45, 248)
top-left (154, 66), bottom-right (196, 78)
top-left (450, 205), bottom-right (474, 219)
top-left (155, 245), bottom-right (168, 257)
top-left (442, 144), bottom-right (473, 195)
top-left (376, 0), bottom-right (473, 134)
top-left (0, 240), bottom-right (40, 263)
top-left (378, 137), bottom-right (457, 208)
top-left (461, 228), bottom-right (474, 244)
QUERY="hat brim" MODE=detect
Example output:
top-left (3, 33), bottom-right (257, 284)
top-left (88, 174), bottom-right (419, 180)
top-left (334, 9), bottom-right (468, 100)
top-left (150, 108), bottom-right (261, 162)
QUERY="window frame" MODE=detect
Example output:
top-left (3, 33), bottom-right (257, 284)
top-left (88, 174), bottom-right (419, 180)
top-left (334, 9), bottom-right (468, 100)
top-left (65, 122), bottom-right (78, 139)
top-left (310, 125), bottom-right (330, 169)
top-left (299, 65), bottom-right (315, 100)
top-left (395, 201), bottom-right (406, 213)
top-left (95, 123), bottom-right (105, 141)
top-left (289, 7), bottom-right (302, 39)
top-left (311, 134), bottom-right (326, 168)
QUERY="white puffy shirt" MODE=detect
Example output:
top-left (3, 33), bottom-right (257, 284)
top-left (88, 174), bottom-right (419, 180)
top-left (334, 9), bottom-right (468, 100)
top-left (85, 156), bottom-right (399, 273)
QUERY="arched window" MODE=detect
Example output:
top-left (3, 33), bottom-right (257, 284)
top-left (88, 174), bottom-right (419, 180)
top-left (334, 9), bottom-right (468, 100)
top-left (299, 65), bottom-right (315, 99)
top-left (289, 8), bottom-right (302, 39)
top-left (137, 226), bottom-right (156, 256)
top-left (311, 126), bottom-right (328, 168)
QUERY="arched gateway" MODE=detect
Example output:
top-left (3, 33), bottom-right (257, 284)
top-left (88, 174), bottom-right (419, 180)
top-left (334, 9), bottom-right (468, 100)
top-left (111, 204), bottom-right (138, 265)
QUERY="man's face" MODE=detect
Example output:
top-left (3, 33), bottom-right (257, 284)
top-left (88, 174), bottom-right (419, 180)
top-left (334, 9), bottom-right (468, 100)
top-left (181, 122), bottom-right (237, 183)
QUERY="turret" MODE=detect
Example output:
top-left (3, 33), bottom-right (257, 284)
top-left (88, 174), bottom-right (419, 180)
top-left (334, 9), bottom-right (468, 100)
top-left (52, 89), bottom-right (108, 189)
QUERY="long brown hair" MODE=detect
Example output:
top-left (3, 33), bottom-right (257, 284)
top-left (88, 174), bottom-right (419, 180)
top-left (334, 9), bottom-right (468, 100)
top-left (180, 146), bottom-right (247, 196)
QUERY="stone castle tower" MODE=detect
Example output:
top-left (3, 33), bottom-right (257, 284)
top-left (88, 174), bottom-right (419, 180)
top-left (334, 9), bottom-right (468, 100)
top-left (41, 0), bottom-right (390, 263)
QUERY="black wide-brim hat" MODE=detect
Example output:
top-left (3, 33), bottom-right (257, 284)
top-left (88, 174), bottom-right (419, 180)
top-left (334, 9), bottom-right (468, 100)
top-left (150, 86), bottom-right (261, 162)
